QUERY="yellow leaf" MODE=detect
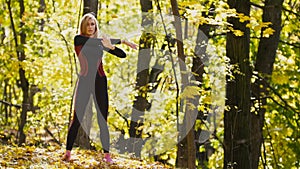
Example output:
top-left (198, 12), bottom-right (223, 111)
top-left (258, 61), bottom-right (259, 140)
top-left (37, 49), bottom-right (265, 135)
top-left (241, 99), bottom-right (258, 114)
top-left (228, 26), bottom-right (244, 36)
top-left (180, 86), bottom-right (200, 99)
top-left (239, 14), bottom-right (250, 23)
top-left (111, 14), bottom-right (118, 18)
top-left (263, 28), bottom-right (275, 38)
top-left (203, 95), bottom-right (211, 104)
top-left (254, 25), bottom-right (261, 32)
top-left (253, 22), bottom-right (272, 32)
top-left (199, 105), bottom-right (205, 112)
top-left (272, 72), bottom-right (289, 84)
top-left (233, 30), bottom-right (244, 36)
top-left (261, 22), bottom-right (272, 27)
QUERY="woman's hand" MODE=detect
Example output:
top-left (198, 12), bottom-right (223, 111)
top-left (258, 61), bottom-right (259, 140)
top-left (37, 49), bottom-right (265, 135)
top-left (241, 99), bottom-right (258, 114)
top-left (122, 39), bottom-right (138, 50)
top-left (101, 35), bottom-right (115, 50)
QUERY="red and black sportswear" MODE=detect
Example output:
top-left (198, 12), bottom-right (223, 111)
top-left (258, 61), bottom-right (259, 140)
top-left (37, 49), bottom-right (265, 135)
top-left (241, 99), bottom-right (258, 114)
top-left (66, 35), bottom-right (126, 153)
top-left (74, 35), bottom-right (126, 77)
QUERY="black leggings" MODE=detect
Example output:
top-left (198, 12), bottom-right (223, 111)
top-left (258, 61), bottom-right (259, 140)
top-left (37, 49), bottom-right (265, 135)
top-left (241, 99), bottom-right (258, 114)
top-left (66, 74), bottom-right (110, 153)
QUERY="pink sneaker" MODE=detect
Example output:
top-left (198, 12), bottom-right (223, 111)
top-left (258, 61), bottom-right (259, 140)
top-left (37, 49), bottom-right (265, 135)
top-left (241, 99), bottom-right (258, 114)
top-left (104, 153), bottom-right (113, 163)
top-left (62, 151), bottom-right (71, 161)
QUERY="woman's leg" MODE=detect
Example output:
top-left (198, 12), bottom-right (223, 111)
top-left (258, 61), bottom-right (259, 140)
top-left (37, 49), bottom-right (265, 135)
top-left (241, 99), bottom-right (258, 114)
top-left (63, 79), bottom-right (90, 160)
top-left (94, 75), bottom-right (110, 153)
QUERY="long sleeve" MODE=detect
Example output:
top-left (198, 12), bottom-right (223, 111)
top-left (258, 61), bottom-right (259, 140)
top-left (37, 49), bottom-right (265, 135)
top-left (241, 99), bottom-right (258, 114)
top-left (74, 35), bottom-right (101, 46)
top-left (74, 35), bottom-right (121, 46)
top-left (102, 38), bottom-right (126, 58)
top-left (105, 47), bottom-right (126, 58)
top-left (74, 35), bottom-right (126, 58)
top-left (110, 39), bottom-right (121, 45)
top-left (74, 35), bottom-right (126, 77)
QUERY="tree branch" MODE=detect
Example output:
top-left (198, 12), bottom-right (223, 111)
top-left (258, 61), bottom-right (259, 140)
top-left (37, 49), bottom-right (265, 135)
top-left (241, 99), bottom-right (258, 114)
top-left (250, 1), bottom-right (300, 18)
top-left (282, 6), bottom-right (300, 18)
top-left (264, 122), bottom-right (279, 167)
top-left (44, 127), bottom-right (61, 145)
top-left (261, 136), bottom-right (268, 169)
top-left (115, 109), bottom-right (130, 128)
top-left (253, 73), bottom-right (299, 115)
top-left (250, 2), bottom-right (263, 9)
top-left (0, 100), bottom-right (21, 109)
top-left (110, 123), bottom-right (125, 134)
top-left (279, 40), bottom-right (300, 48)
top-left (6, 0), bottom-right (19, 58)
top-left (251, 36), bottom-right (300, 49)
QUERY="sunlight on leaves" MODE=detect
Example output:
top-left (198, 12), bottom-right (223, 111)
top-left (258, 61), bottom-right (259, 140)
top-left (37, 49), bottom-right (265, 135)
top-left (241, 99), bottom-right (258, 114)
top-left (262, 28), bottom-right (275, 38)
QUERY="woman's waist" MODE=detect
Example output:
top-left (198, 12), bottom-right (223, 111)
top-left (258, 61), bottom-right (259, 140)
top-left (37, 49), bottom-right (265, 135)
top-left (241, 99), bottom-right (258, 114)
top-left (78, 72), bottom-right (106, 80)
top-left (79, 65), bottom-right (105, 76)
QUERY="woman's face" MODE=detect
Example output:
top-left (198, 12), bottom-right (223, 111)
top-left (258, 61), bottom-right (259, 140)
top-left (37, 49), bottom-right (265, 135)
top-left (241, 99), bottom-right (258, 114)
top-left (86, 18), bottom-right (96, 37)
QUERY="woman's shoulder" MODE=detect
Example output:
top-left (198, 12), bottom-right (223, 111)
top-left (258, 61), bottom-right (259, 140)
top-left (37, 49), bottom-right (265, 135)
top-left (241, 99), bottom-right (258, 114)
top-left (75, 34), bottom-right (102, 41)
top-left (74, 34), bottom-right (91, 43)
top-left (74, 34), bottom-right (85, 40)
top-left (74, 35), bottom-right (102, 46)
top-left (74, 35), bottom-right (87, 45)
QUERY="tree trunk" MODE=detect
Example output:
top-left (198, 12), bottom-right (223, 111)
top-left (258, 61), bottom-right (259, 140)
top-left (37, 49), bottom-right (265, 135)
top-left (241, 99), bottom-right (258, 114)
top-left (126, 0), bottom-right (153, 157)
top-left (15, 0), bottom-right (29, 145)
top-left (38, 0), bottom-right (45, 29)
top-left (74, 96), bottom-right (94, 149)
top-left (83, 0), bottom-right (98, 16)
top-left (3, 81), bottom-right (8, 125)
top-left (192, 6), bottom-right (214, 167)
top-left (224, 0), bottom-right (251, 168)
top-left (251, 0), bottom-right (284, 168)
top-left (171, 0), bottom-right (196, 168)
top-left (74, 0), bottom-right (99, 150)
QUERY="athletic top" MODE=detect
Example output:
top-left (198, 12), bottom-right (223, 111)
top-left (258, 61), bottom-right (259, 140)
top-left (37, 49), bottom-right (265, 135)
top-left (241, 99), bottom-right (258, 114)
top-left (74, 35), bottom-right (126, 77)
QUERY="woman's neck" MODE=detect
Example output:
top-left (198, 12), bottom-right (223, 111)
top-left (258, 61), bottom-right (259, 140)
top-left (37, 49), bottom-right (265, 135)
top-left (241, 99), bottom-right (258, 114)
top-left (81, 34), bottom-right (94, 38)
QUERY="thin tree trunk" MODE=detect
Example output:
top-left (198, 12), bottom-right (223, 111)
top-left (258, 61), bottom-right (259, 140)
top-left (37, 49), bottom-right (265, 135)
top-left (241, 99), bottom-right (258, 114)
top-left (251, 0), bottom-right (284, 168)
top-left (38, 0), bottom-right (45, 30)
top-left (224, 0), bottom-right (251, 168)
top-left (17, 0), bottom-right (29, 145)
top-left (3, 81), bottom-right (8, 125)
top-left (171, 0), bottom-right (195, 168)
top-left (192, 6), bottom-right (214, 167)
top-left (127, 0), bottom-right (153, 157)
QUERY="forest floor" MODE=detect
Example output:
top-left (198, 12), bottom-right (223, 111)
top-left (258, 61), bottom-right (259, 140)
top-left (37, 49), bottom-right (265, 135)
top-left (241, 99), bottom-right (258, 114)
top-left (0, 144), bottom-right (172, 169)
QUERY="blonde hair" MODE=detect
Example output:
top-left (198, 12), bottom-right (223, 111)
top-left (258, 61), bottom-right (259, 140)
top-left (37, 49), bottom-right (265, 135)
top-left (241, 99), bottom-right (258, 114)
top-left (79, 13), bottom-right (100, 38)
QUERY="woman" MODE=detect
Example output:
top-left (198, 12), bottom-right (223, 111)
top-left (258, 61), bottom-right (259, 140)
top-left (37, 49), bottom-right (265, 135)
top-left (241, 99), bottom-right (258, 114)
top-left (62, 13), bottom-right (137, 163)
